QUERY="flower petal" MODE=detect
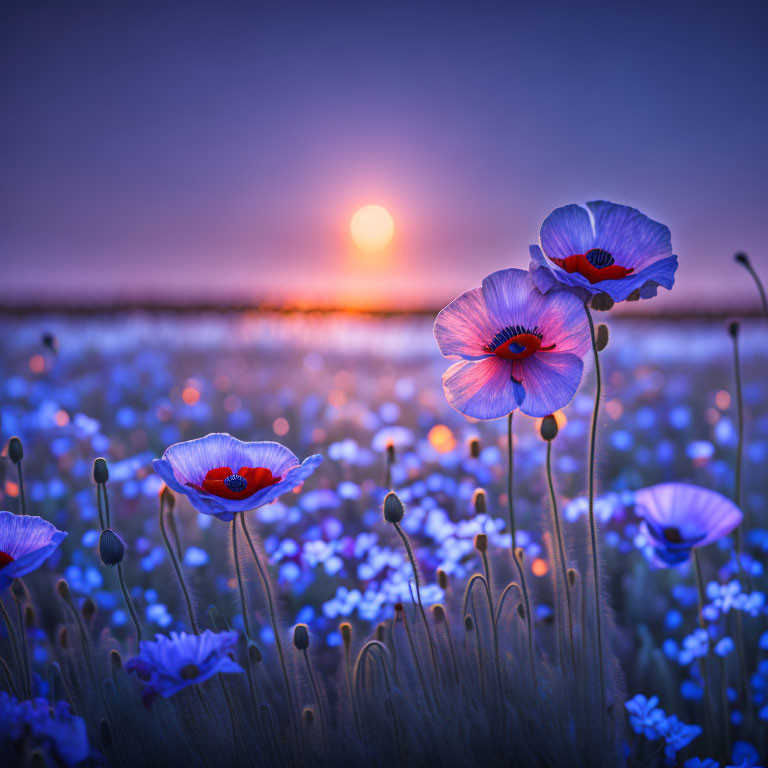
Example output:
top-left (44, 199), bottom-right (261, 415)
top-left (510, 352), bottom-right (584, 417)
top-left (587, 200), bottom-right (673, 271)
top-left (535, 288), bottom-right (591, 357)
top-left (540, 204), bottom-right (594, 264)
top-left (480, 268), bottom-right (541, 331)
top-left (433, 286), bottom-right (495, 360)
top-left (442, 357), bottom-right (518, 420)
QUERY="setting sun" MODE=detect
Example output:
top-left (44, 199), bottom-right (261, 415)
top-left (350, 204), bottom-right (394, 251)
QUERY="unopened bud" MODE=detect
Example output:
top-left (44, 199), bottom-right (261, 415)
top-left (24, 605), bottom-right (36, 629)
top-left (303, 707), bottom-right (315, 726)
top-left (58, 627), bottom-right (69, 649)
top-left (626, 289), bottom-right (641, 302)
top-left (81, 597), bottom-right (97, 622)
top-left (468, 438), bottom-right (481, 458)
top-left (56, 579), bottom-right (72, 603)
top-left (517, 603), bottom-right (526, 620)
top-left (728, 320), bottom-right (740, 338)
top-left (515, 547), bottom-right (525, 564)
top-left (110, 650), bottom-right (122, 672)
top-left (472, 488), bottom-right (487, 516)
top-left (591, 293), bottom-right (614, 312)
top-left (99, 529), bottom-right (126, 566)
top-left (8, 437), bottom-right (23, 464)
top-left (734, 252), bottom-right (750, 266)
top-left (383, 491), bottom-right (404, 524)
top-left (394, 602), bottom-right (404, 615)
top-left (11, 579), bottom-right (26, 602)
top-left (474, 533), bottom-right (488, 553)
top-left (464, 615), bottom-right (474, 632)
top-left (375, 622), bottom-right (386, 641)
top-left (539, 415), bottom-right (558, 441)
top-left (293, 623), bottom-right (309, 651)
top-left (160, 485), bottom-right (176, 510)
top-left (596, 324), bottom-right (609, 352)
top-left (385, 442), bottom-right (396, 465)
top-left (42, 332), bottom-right (58, 354)
top-left (248, 642), bottom-right (262, 664)
top-left (93, 458), bottom-right (109, 484)
top-left (432, 604), bottom-right (446, 623)
top-left (437, 569), bottom-right (448, 590)
top-left (340, 622), bottom-right (352, 644)
top-left (567, 568), bottom-right (577, 587)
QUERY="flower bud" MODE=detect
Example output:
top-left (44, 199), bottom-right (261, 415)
top-left (567, 568), bottom-right (577, 587)
top-left (437, 569), bottom-right (448, 590)
top-left (8, 437), bottom-right (23, 465)
top-left (293, 623), bottom-right (309, 651)
top-left (42, 332), bottom-right (58, 354)
top-left (385, 442), bottom-right (396, 465)
top-left (24, 605), bottom-right (36, 629)
top-left (248, 642), bottom-right (262, 664)
top-left (375, 623), bottom-right (386, 642)
top-left (56, 579), bottom-right (72, 603)
top-left (58, 627), bottom-right (69, 649)
top-left (728, 320), bottom-right (740, 338)
top-left (93, 458), bottom-right (109, 484)
top-left (474, 533), bottom-right (488, 553)
top-left (596, 324), bottom-right (609, 352)
top-left (432, 604), bottom-right (446, 623)
top-left (591, 293), bottom-right (614, 312)
top-left (464, 615), bottom-right (474, 631)
top-left (303, 707), bottom-right (315, 726)
top-left (340, 622), bottom-right (352, 644)
top-left (99, 529), bottom-right (126, 566)
top-left (394, 602), bottom-right (404, 615)
top-left (11, 579), bottom-right (26, 602)
top-left (734, 252), bottom-right (750, 266)
top-left (383, 491), bottom-right (404, 524)
top-left (539, 415), bottom-right (558, 441)
top-left (515, 547), bottom-right (525, 564)
top-left (472, 488), bottom-right (487, 516)
top-left (517, 603), bottom-right (526, 620)
top-left (110, 650), bottom-right (122, 672)
top-left (468, 438), bottom-right (481, 458)
top-left (81, 597), bottom-right (97, 622)
top-left (626, 289), bottom-right (641, 302)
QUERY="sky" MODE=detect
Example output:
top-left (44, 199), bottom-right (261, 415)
top-left (1, 0), bottom-right (767, 312)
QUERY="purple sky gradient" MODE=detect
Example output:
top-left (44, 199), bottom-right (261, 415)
top-left (1, 1), bottom-right (767, 311)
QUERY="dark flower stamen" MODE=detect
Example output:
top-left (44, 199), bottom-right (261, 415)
top-left (484, 325), bottom-right (555, 360)
top-left (223, 474), bottom-right (248, 493)
top-left (180, 663), bottom-right (201, 680)
top-left (662, 526), bottom-right (684, 544)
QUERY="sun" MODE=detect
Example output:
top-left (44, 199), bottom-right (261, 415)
top-left (350, 204), bottom-right (394, 251)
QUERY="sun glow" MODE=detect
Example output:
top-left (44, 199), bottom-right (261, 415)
top-left (350, 204), bottom-right (394, 251)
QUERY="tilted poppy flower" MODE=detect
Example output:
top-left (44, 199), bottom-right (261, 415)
top-left (529, 201), bottom-right (678, 303)
top-left (434, 268), bottom-right (590, 419)
top-left (126, 630), bottom-right (242, 702)
top-left (634, 483), bottom-right (742, 567)
top-left (0, 511), bottom-right (67, 590)
top-left (153, 433), bottom-right (323, 521)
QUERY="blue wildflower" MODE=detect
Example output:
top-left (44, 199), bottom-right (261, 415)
top-left (625, 694), bottom-right (665, 739)
top-left (658, 714), bottom-right (703, 759)
top-left (126, 630), bottom-right (242, 701)
top-left (685, 759), bottom-right (720, 768)
top-left (727, 741), bottom-right (764, 768)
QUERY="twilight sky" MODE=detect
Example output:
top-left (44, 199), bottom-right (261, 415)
top-left (1, 0), bottom-right (767, 311)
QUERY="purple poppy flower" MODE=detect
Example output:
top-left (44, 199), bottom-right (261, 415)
top-left (434, 268), bottom-right (590, 419)
top-left (529, 201), bottom-right (678, 303)
top-left (153, 433), bottom-right (323, 521)
top-left (125, 630), bottom-right (242, 702)
top-left (0, 511), bottom-right (67, 591)
top-left (634, 483), bottom-right (742, 567)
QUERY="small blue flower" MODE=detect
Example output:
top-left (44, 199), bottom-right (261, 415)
top-left (0, 692), bottom-right (90, 766)
top-left (625, 694), bottom-right (665, 739)
top-left (715, 637), bottom-right (735, 657)
top-left (0, 511), bottom-right (67, 590)
top-left (684, 759), bottom-right (720, 768)
top-left (659, 714), bottom-right (703, 759)
top-left (727, 741), bottom-right (764, 768)
top-left (126, 630), bottom-right (242, 701)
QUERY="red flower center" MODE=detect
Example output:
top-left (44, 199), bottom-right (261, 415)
top-left (550, 248), bottom-right (634, 284)
top-left (190, 466), bottom-right (282, 500)
top-left (0, 551), bottom-right (14, 570)
top-left (484, 325), bottom-right (555, 360)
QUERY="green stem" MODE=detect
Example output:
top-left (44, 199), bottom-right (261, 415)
top-left (14, 590), bottom-right (32, 698)
top-left (159, 495), bottom-right (198, 633)
top-left (116, 562), bottom-right (143, 644)
top-left (693, 549), bottom-right (716, 757)
top-left (546, 441), bottom-right (576, 673)
top-left (16, 463), bottom-right (26, 516)
top-left (0, 600), bottom-right (25, 698)
top-left (240, 512), bottom-right (297, 736)
top-left (737, 256), bottom-right (768, 318)
top-left (584, 304), bottom-right (606, 720)
top-left (302, 650), bottom-right (329, 752)
top-left (507, 412), bottom-right (536, 683)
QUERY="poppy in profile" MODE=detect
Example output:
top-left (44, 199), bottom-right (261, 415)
top-left (634, 483), bottom-right (742, 567)
top-left (0, 511), bottom-right (67, 590)
top-left (153, 433), bottom-right (322, 521)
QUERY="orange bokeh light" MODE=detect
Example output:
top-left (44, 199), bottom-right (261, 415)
top-left (29, 355), bottom-right (45, 373)
top-left (532, 558), bottom-right (549, 577)
top-left (428, 424), bottom-right (456, 453)
top-left (273, 417), bottom-right (290, 436)
top-left (182, 387), bottom-right (200, 405)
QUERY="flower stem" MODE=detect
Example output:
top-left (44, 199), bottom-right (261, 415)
top-left (693, 549), bottom-right (716, 757)
top-left (240, 511), bottom-right (298, 736)
top-left (735, 254), bottom-right (768, 319)
top-left (16, 462), bottom-right (26, 516)
top-left (13, 586), bottom-right (33, 698)
top-left (0, 599), bottom-right (25, 698)
top-left (159, 494), bottom-right (198, 633)
top-left (506, 412), bottom-right (535, 684)
top-left (546, 440), bottom-right (576, 673)
top-left (584, 304), bottom-right (606, 721)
